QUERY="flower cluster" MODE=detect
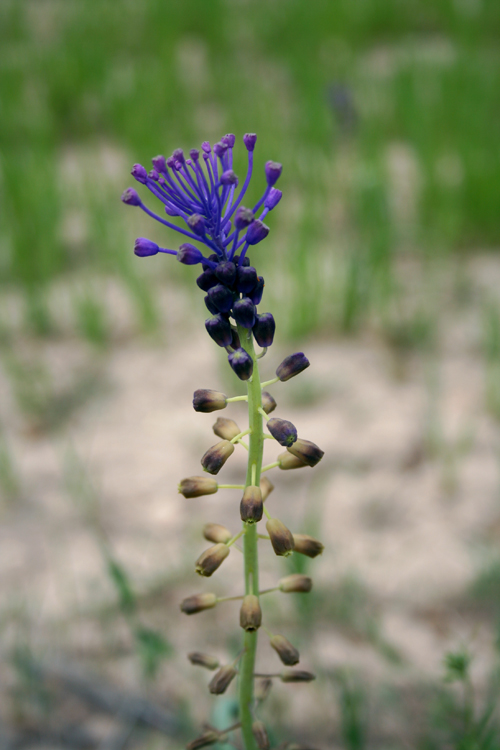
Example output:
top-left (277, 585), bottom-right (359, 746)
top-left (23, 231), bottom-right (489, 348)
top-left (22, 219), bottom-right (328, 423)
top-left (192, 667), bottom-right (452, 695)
top-left (121, 133), bottom-right (282, 381)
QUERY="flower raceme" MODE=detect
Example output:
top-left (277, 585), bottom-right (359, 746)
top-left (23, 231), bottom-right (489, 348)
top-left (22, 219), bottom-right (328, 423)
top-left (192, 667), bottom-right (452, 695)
top-left (122, 133), bottom-right (282, 381)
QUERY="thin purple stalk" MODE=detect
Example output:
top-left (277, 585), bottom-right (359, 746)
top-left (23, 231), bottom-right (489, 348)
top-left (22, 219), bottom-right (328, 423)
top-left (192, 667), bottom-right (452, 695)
top-left (225, 151), bottom-right (254, 223)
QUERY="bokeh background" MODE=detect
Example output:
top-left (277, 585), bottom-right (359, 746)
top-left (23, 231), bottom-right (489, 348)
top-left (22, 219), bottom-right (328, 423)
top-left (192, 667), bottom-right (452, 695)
top-left (2, 1), bottom-right (500, 747)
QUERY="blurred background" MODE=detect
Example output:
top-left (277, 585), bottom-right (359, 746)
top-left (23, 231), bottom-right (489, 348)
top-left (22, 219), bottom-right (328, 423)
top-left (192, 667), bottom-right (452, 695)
top-left (1, 0), bottom-right (500, 747)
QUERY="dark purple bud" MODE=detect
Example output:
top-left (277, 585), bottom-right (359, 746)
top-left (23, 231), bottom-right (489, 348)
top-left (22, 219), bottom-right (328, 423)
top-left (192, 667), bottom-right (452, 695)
top-left (148, 169), bottom-right (159, 181)
top-left (152, 155), bottom-right (167, 173)
top-left (240, 594), bottom-right (262, 631)
top-left (134, 238), bottom-right (159, 257)
top-left (214, 261), bottom-right (236, 287)
top-left (265, 187), bottom-right (282, 210)
top-left (121, 188), bottom-right (141, 206)
top-left (236, 266), bottom-right (258, 294)
top-left (207, 284), bottom-right (234, 314)
top-left (131, 163), bottom-right (148, 184)
top-left (266, 518), bottom-right (295, 557)
top-left (287, 439), bottom-right (324, 468)
top-left (246, 220), bottom-right (270, 245)
top-left (250, 276), bottom-right (265, 305)
top-left (222, 133), bottom-right (236, 148)
top-left (202, 253), bottom-right (220, 271)
top-left (201, 441), bottom-right (234, 476)
top-left (253, 313), bottom-right (275, 347)
top-left (243, 133), bottom-right (257, 151)
top-left (190, 148), bottom-right (200, 161)
top-left (195, 542), bottom-right (230, 574)
top-left (193, 389), bottom-right (227, 413)
top-left (213, 141), bottom-right (227, 158)
top-left (276, 352), bottom-right (310, 382)
top-left (240, 486), bottom-right (263, 524)
top-left (172, 147), bottom-right (185, 163)
top-left (188, 214), bottom-right (206, 236)
top-left (196, 269), bottom-right (218, 292)
top-left (165, 203), bottom-right (179, 216)
top-left (233, 254), bottom-right (251, 267)
top-left (177, 243), bottom-right (203, 265)
top-left (228, 348), bottom-right (253, 380)
top-left (261, 391), bottom-right (277, 415)
top-left (204, 295), bottom-right (219, 316)
top-left (265, 161), bottom-right (282, 186)
top-left (234, 206), bottom-right (254, 230)
top-left (221, 169), bottom-right (238, 186)
top-left (205, 314), bottom-right (232, 347)
top-left (201, 141), bottom-right (211, 153)
top-left (267, 417), bottom-right (297, 447)
top-left (230, 328), bottom-right (241, 350)
top-left (232, 298), bottom-right (256, 329)
top-left (166, 155), bottom-right (176, 169)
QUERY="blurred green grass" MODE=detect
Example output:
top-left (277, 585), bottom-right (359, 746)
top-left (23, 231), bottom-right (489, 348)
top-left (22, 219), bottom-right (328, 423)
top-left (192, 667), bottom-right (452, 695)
top-left (1, 0), bottom-right (500, 340)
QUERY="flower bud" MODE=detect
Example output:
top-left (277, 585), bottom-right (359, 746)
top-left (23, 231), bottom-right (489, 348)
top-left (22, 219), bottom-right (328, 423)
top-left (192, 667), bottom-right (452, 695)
top-left (207, 284), bottom-right (234, 314)
top-left (165, 202), bottom-right (179, 216)
top-left (186, 731), bottom-right (220, 749)
top-left (213, 141), bottom-right (227, 158)
top-left (201, 141), bottom-right (211, 153)
top-left (240, 485), bottom-right (263, 524)
top-left (205, 314), bottom-right (232, 347)
top-left (292, 534), bottom-right (324, 558)
top-left (201, 440), bottom-right (235, 475)
top-left (265, 187), bottom-right (283, 210)
top-left (193, 389), bottom-right (227, 413)
top-left (213, 417), bottom-right (240, 441)
top-left (228, 348), bottom-right (253, 381)
top-left (235, 206), bottom-right (255, 230)
top-left (266, 518), bottom-right (294, 557)
top-left (195, 543), bottom-right (230, 577)
top-left (180, 592), bottom-right (218, 614)
top-left (221, 169), bottom-right (238, 186)
top-left (254, 677), bottom-right (273, 702)
top-left (131, 163), bottom-right (148, 183)
top-left (233, 298), bottom-right (256, 329)
top-left (267, 417), bottom-right (297, 447)
top-left (261, 391), bottom-right (277, 414)
top-left (246, 220), bottom-right (270, 246)
top-left (243, 133), bottom-right (257, 151)
top-left (196, 270), bottom-right (217, 292)
top-left (214, 261), bottom-right (236, 287)
top-left (188, 652), bottom-right (220, 670)
top-left (189, 148), bottom-right (200, 161)
top-left (121, 187), bottom-right (141, 206)
top-left (178, 476), bottom-right (218, 498)
top-left (250, 276), bottom-right (265, 305)
top-left (203, 523), bottom-right (232, 544)
top-left (172, 147), bottom-right (185, 163)
top-left (253, 313), bottom-right (276, 347)
top-left (232, 254), bottom-right (250, 267)
top-left (270, 635), bottom-right (300, 666)
top-left (277, 451), bottom-right (307, 470)
top-left (188, 214), bottom-right (206, 236)
top-left (209, 665), bottom-right (237, 694)
top-left (230, 328), bottom-right (241, 349)
top-left (134, 238), bottom-right (159, 257)
top-left (236, 266), bottom-right (258, 293)
top-left (152, 155), bottom-right (167, 172)
top-left (252, 721), bottom-right (270, 750)
top-left (265, 161), bottom-right (282, 186)
top-left (148, 169), bottom-right (159, 181)
top-left (287, 439), bottom-right (324, 468)
top-left (279, 574), bottom-right (313, 593)
top-left (276, 352), bottom-right (310, 382)
top-left (222, 133), bottom-right (236, 148)
top-left (280, 670), bottom-right (316, 683)
top-left (202, 253), bottom-right (219, 270)
top-left (205, 295), bottom-right (219, 316)
top-left (177, 243), bottom-right (203, 265)
top-left (240, 594), bottom-right (262, 631)
top-left (259, 476), bottom-right (274, 501)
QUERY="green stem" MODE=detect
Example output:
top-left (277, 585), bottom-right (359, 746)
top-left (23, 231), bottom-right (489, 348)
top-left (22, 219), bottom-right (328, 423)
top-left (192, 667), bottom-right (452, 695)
top-left (237, 324), bottom-right (263, 750)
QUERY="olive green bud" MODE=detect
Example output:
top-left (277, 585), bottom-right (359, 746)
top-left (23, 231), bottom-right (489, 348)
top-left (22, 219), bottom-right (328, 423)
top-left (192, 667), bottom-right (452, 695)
top-left (260, 476), bottom-right (274, 501)
top-left (252, 721), bottom-right (270, 750)
top-left (280, 669), bottom-right (316, 683)
top-left (212, 417), bottom-right (241, 441)
top-left (188, 652), bottom-right (220, 670)
top-left (186, 730), bottom-right (220, 749)
top-left (201, 440), bottom-right (235, 475)
top-left (180, 592), bottom-right (218, 614)
top-left (240, 485), bottom-right (263, 523)
top-left (261, 391), bottom-right (277, 414)
top-left (193, 389), bottom-right (227, 413)
top-left (292, 534), bottom-right (324, 558)
top-left (270, 634), bottom-right (300, 666)
top-left (279, 574), bottom-right (313, 593)
top-left (208, 665), bottom-right (237, 694)
top-left (254, 677), bottom-right (273, 702)
top-left (178, 476), bottom-right (218, 498)
top-left (195, 543), bottom-right (230, 577)
top-left (287, 439), bottom-right (324, 468)
top-left (277, 451), bottom-right (308, 470)
top-left (240, 594), bottom-right (262, 631)
top-left (266, 518), bottom-right (295, 557)
top-left (203, 522), bottom-right (232, 544)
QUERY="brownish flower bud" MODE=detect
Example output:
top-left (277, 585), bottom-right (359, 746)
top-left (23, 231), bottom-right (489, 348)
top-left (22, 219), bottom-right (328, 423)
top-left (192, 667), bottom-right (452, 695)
top-left (279, 574), bottom-right (313, 593)
top-left (261, 391), bottom-right (277, 414)
top-left (277, 451), bottom-right (308, 470)
top-left (254, 677), bottom-right (273, 702)
top-left (193, 389), bottom-right (227, 413)
top-left (212, 417), bottom-right (241, 441)
top-left (292, 534), bottom-right (324, 558)
top-left (270, 635), bottom-right (300, 666)
top-left (201, 440), bottom-right (235, 475)
top-left (188, 652), bottom-right (220, 670)
top-left (203, 522), bottom-right (232, 544)
top-left (266, 518), bottom-right (295, 557)
top-left (180, 592), bottom-right (218, 614)
top-left (195, 543), bottom-right (230, 577)
top-left (178, 476), bottom-right (218, 498)
top-left (260, 476), bottom-right (274, 501)
top-left (240, 594), bottom-right (262, 631)
top-left (287, 439), bottom-right (324, 468)
top-left (186, 730), bottom-right (220, 749)
top-left (208, 665), bottom-right (237, 694)
top-left (280, 669), bottom-right (316, 683)
top-left (240, 485), bottom-right (263, 523)
top-left (252, 721), bottom-right (270, 750)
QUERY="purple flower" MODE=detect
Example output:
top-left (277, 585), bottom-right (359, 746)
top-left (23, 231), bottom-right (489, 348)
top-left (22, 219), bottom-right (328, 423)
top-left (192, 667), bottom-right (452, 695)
top-left (134, 238), bottom-right (159, 257)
